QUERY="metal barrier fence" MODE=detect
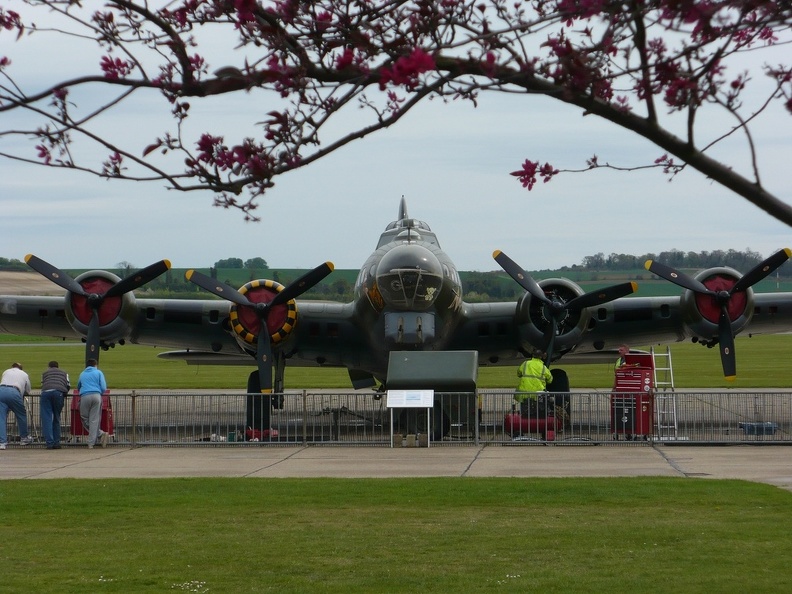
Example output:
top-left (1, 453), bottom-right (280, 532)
top-left (7, 389), bottom-right (792, 447)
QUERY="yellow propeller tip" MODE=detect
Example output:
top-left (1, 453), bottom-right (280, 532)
top-left (725, 375), bottom-right (736, 382)
top-left (163, 259), bottom-right (172, 269)
top-left (630, 281), bottom-right (638, 292)
top-left (644, 260), bottom-right (653, 270)
top-left (24, 254), bottom-right (33, 262)
top-left (327, 262), bottom-right (335, 271)
top-left (492, 250), bottom-right (502, 258)
top-left (185, 270), bottom-right (194, 280)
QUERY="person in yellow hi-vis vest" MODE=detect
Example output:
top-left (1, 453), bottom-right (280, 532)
top-left (615, 344), bottom-right (629, 371)
top-left (514, 351), bottom-right (553, 418)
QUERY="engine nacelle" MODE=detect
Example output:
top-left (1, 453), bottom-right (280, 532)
top-left (515, 278), bottom-right (591, 356)
top-left (679, 267), bottom-right (754, 342)
top-left (228, 279), bottom-right (298, 352)
top-left (64, 270), bottom-right (137, 346)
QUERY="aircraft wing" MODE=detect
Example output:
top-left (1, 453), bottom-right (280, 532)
top-left (446, 291), bottom-right (792, 368)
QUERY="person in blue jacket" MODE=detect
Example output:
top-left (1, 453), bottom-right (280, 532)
top-left (77, 359), bottom-right (108, 448)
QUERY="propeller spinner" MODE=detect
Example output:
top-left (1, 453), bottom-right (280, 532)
top-left (645, 248), bottom-right (791, 380)
top-left (493, 250), bottom-right (637, 362)
top-left (25, 254), bottom-right (171, 365)
top-left (186, 262), bottom-right (334, 393)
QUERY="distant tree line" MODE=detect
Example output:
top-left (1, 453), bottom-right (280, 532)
top-left (213, 257), bottom-right (269, 270)
top-left (570, 249), bottom-right (769, 272)
top-left (3, 250), bottom-right (788, 304)
top-left (0, 257), bottom-right (28, 271)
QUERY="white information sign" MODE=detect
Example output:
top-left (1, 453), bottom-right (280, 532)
top-left (386, 389), bottom-right (434, 408)
top-left (387, 389), bottom-right (434, 448)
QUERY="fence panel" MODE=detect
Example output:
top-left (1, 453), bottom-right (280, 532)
top-left (6, 389), bottom-right (792, 446)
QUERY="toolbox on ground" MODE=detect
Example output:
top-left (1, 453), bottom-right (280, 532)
top-left (504, 413), bottom-right (562, 440)
top-left (69, 392), bottom-right (114, 437)
top-left (611, 365), bottom-right (654, 439)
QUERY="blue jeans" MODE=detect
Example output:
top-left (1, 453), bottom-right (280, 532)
top-left (40, 390), bottom-right (65, 447)
top-left (0, 385), bottom-right (28, 445)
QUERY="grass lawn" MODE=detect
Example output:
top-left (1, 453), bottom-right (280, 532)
top-left (1, 337), bottom-right (791, 592)
top-left (0, 333), bottom-right (790, 390)
top-left (1, 477), bottom-right (791, 593)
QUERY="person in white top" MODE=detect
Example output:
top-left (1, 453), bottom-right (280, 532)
top-left (0, 362), bottom-right (33, 449)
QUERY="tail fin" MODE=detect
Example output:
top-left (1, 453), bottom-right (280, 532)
top-left (398, 196), bottom-right (408, 221)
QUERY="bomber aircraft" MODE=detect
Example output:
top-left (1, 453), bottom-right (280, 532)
top-left (1, 198), bottom-right (791, 433)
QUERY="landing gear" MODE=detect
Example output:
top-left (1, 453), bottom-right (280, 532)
top-left (396, 403), bottom-right (451, 442)
top-left (246, 370), bottom-right (272, 438)
top-left (548, 368), bottom-right (571, 427)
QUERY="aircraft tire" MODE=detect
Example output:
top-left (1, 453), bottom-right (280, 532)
top-left (549, 368), bottom-right (571, 427)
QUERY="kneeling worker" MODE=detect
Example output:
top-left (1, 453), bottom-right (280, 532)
top-left (514, 351), bottom-right (553, 418)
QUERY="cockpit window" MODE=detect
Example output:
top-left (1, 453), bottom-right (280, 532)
top-left (376, 245), bottom-right (443, 310)
top-left (384, 218), bottom-right (432, 232)
top-left (395, 229), bottom-right (421, 242)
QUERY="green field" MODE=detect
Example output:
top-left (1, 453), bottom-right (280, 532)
top-left (0, 333), bottom-right (789, 390)
top-left (1, 477), bottom-right (791, 593)
top-left (2, 330), bottom-right (792, 592)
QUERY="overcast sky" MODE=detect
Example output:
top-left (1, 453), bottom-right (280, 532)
top-left (1, 10), bottom-right (789, 276)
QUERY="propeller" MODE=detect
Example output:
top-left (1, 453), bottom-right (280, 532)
top-left (186, 262), bottom-right (334, 392)
top-left (645, 248), bottom-right (791, 380)
top-left (493, 250), bottom-right (637, 361)
top-left (25, 254), bottom-right (171, 365)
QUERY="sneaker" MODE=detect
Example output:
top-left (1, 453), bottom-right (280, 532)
top-left (20, 436), bottom-right (34, 446)
top-left (100, 431), bottom-right (108, 448)
top-left (0, 443), bottom-right (6, 450)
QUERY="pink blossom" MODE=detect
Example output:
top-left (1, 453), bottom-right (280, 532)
top-left (335, 48), bottom-right (355, 70)
top-left (195, 134), bottom-right (225, 163)
top-left (0, 9), bottom-right (22, 33)
top-left (102, 152), bottom-right (124, 176)
top-left (100, 55), bottom-right (133, 79)
top-left (35, 145), bottom-right (52, 165)
top-left (379, 48), bottom-right (435, 90)
top-left (510, 160), bottom-right (558, 190)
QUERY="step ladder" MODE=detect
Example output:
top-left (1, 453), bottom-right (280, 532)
top-left (651, 346), bottom-right (679, 439)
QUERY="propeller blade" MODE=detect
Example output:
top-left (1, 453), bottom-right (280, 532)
top-left (718, 306), bottom-right (736, 380)
top-left (107, 260), bottom-right (172, 297)
top-left (85, 309), bottom-right (101, 365)
top-left (493, 250), bottom-right (548, 303)
top-left (25, 254), bottom-right (86, 295)
top-left (256, 323), bottom-right (273, 393)
top-left (185, 270), bottom-right (253, 307)
top-left (271, 262), bottom-right (334, 306)
top-left (566, 282), bottom-right (637, 311)
top-left (542, 319), bottom-right (557, 363)
top-left (645, 260), bottom-right (711, 294)
top-left (732, 248), bottom-right (791, 293)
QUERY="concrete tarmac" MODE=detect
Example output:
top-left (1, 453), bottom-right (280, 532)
top-left (1, 444), bottom-right (790, 491)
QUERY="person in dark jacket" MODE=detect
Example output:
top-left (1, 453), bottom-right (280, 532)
top-left (40, 360), bottom-right (70, 449)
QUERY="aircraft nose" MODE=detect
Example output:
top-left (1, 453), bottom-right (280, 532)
top-left (375, 244), bottom-right (444, 310)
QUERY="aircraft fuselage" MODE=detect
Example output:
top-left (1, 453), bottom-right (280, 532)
top-left (348, 202), bottom-right (463, 380)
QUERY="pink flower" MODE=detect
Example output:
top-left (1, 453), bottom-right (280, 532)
top-left (379, 48), bottom-right (435, 90)
top-left (511, 160), bottom-right (539, 189)
top-left (510, 160), bottom-right (558, 190)
top-left (36, 145), bottom-right (52, 165)
top-left (100, 55), bottom-right (133, 79)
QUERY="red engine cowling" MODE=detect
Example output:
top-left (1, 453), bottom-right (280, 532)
top-left (679, 267), bottom-right (754, 341)
top-left (228, 279), bottom-right (298, 349)
top-left (64, 271), bottom-right (137, 345)
top-left (515, 278), bottom-right (591, 354)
